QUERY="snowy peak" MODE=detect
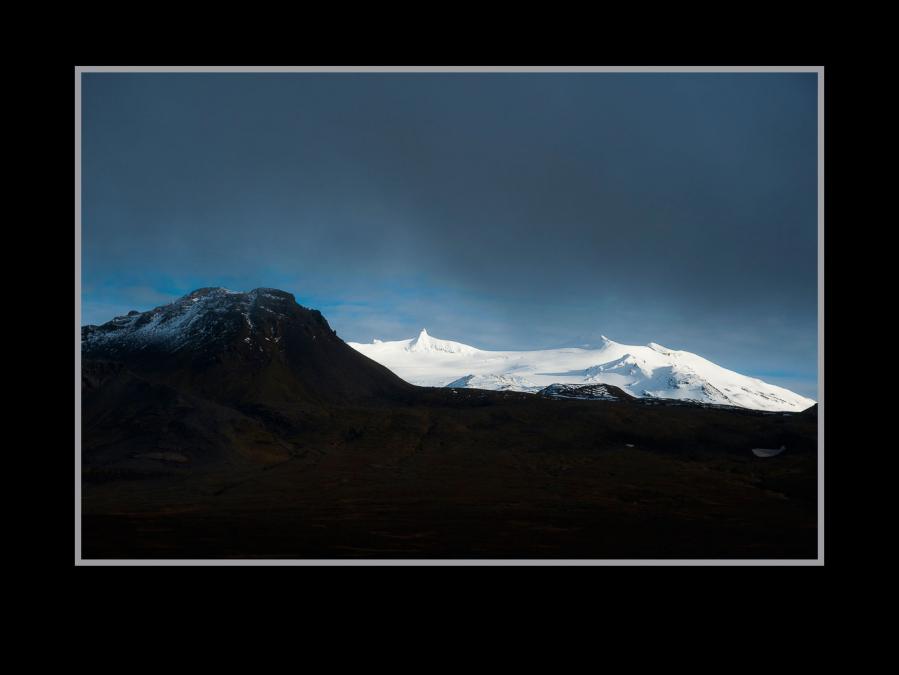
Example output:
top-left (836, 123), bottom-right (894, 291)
top-left (404, 329), bottom-right (479, 355)
top-left (408, 328), bottom-right (432, 350)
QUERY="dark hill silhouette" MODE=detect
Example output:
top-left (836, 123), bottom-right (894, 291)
top-left (83, 287), bottom-right (416, 408)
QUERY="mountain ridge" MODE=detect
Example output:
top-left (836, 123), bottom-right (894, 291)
top-left (82, 287), bottom-right (416, 408)
top-left (81, 288), bottom-right (814, 412)
top-left (349, 330), bottom-right (815, 412)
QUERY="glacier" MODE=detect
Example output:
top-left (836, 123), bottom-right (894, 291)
top-left (348, 330), bottom-right (815, 412)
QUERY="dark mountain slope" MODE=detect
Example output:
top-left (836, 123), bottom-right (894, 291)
top-left (83, 288), bottom-right (416, 408)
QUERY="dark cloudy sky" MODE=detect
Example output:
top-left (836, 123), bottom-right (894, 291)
top-left (81, 72), bottom-right (819, 398)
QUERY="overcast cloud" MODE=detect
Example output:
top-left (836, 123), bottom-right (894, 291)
top-left (81, 72), bottom-right (818, 397)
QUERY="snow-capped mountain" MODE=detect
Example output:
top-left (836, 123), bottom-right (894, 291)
top-left (348, 330), bottom-right (815, 412)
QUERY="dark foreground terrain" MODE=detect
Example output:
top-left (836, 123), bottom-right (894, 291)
top-left (81, 288), bottom-right (818, 559)
top-left (82, 387), bottom-right (817, 559)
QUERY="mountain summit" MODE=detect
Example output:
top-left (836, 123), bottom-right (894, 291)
top-left (82, 287), bottom-right (414, 406)
top-left (349, 331), bottom-right (815, 412)
top-left (404, 328), bottom-right (479, 355)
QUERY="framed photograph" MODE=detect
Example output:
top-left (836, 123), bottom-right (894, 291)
top-left (76, 66), bottom-right (823, 565)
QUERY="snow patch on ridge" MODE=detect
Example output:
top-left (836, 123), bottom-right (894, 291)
top-left (82, 287), bottom-right (297, 355)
